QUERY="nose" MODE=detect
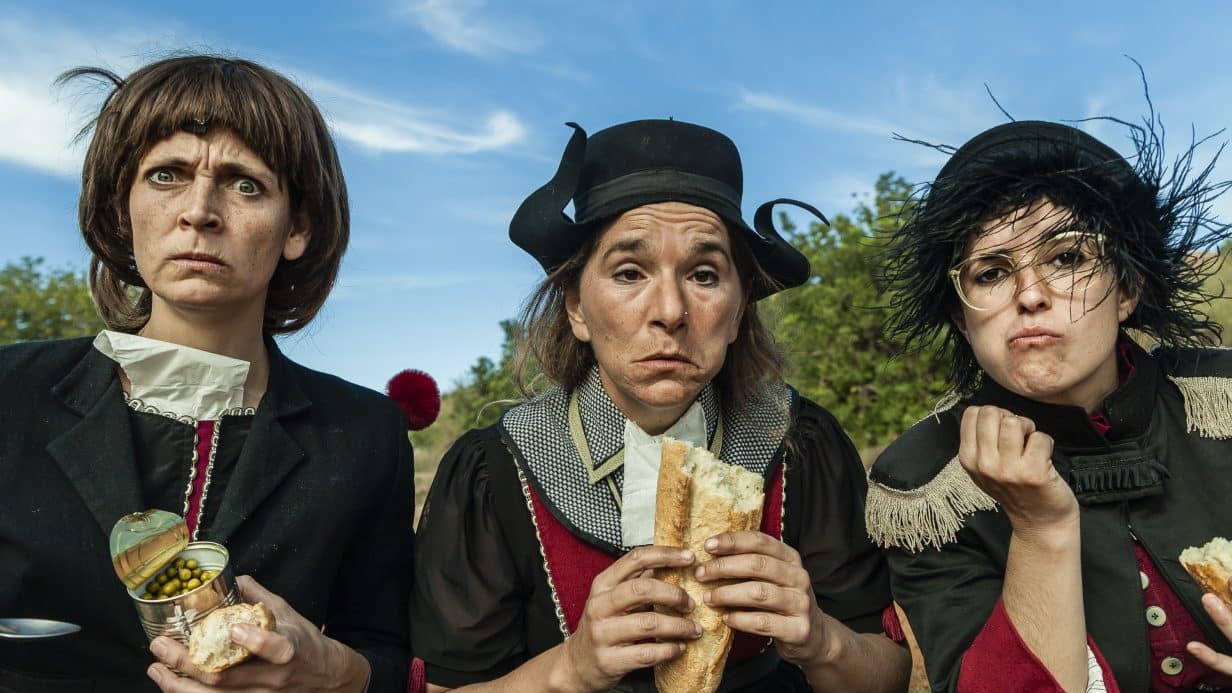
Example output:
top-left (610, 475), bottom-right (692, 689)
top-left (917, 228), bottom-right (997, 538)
top-left (649, 276), bottom-right (688, 332)
top-left (178, 178), bottom-right (222, 232)
top-left (1013, 264), bottom-right (1051, 313)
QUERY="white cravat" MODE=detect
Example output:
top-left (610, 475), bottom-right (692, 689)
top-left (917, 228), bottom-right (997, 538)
top-left (620, 401), bottom-right (708, 547)
top-left (93, 330), bottom-right (250, 421)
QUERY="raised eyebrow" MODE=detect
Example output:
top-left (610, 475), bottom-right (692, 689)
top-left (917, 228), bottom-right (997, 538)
top-left (600, 238), bottom-right (650, 263)
top-left (689, 239), bottom-right (733, 263)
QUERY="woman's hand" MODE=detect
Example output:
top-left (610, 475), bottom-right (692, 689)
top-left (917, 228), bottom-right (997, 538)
top-left (556, 546), bottom-right (701, 693)
top-left (959, 405), bottom-right (1077, 539)
top-left (146, 575), bottom-right (370, 692)
top-left (696, 531), bottom-right (829, 668)
top-left (1188, 589), bottom-right (1232, 672)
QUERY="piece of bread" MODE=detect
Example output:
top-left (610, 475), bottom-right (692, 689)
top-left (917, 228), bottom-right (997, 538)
top-left (653, 438), bottom-right (764, 693)
top-left (1181, 537), bottom-right (1232, 607)
top-left (188, 602), bottom-right (276, 673)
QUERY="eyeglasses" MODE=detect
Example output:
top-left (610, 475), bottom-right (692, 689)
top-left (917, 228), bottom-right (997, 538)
top-left (948, 232), bottom-right (1109, 311)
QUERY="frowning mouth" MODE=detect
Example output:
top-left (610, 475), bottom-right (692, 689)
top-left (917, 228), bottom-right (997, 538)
top-left (637, 353), bottom-right (695, 367)
top-left (170, 252), bottom-right (227, 271)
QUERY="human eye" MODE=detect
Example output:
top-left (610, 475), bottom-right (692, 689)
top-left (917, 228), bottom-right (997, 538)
top-left (147, 168), bottom-right (178, 185)
top-left (973, 266), bottom-right (1009, 284)
top-left (233, 178), bottom-right (263, 196)
top-left (691, 268), bottom-right (720, 286)
top-left (612, 265), bottom-right (643, 283)
top-left (965, 257), bottom-right (1011, 285)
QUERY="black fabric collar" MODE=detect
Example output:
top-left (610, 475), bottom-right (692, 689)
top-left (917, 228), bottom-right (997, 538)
top-left (973, 339), bottom-right (1168, 504)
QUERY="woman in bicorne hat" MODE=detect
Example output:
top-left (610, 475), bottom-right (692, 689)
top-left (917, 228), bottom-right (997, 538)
top-left (0, 55), bottom-right (413, 691)
top-left (411, 119), bottom-right (911, 691)
top-left (869, 117), bottom-right (1232, 692)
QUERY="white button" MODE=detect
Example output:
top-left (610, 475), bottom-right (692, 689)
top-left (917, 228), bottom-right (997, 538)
top-left (1140, 571), bottom-right (1149, 589)
top-left (1161, 656), bottom-right (1183, 675)
top-left (1147, 606), bottom-right (1167, 627)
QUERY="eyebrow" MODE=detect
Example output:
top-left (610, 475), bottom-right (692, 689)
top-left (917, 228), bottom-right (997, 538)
top-left (973, 223), bottom-right (1086, 258)
top-left (689, 239), bottom-right (733, 263)
top-left (601, 238), bottom-right (650, 263)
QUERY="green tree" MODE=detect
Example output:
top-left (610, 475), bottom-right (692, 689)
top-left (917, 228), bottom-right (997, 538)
top-left (0, 257), bottom-right (103, 344)
top-left (768, 173), bottom-right (951, 450)
top-left (409, 319), bottom-right (528, 477)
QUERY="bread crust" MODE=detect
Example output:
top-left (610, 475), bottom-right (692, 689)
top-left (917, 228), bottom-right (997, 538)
top-left (653, 439), bottom-right (763, 693)
top-left (1181, 558), bottom-right (1232, 608)
top-left (188, 602), bottom-right (276, 673)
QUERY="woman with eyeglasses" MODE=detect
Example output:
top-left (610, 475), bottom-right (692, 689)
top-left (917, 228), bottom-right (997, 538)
top-left (867, 119), bottom-right (1232, 692)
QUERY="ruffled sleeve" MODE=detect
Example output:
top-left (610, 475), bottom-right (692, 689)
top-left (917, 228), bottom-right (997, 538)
top-left (410, 427), bottom-right (528, 687)
top-left (784, 398), bottom-right (893, 634)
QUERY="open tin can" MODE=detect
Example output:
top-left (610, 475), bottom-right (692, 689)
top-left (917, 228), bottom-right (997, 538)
top-left (110, 510), bottom-right (240, 645)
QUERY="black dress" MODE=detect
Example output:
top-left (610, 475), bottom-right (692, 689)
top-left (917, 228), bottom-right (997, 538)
top-left (412, 388), bottom-right (890, 690)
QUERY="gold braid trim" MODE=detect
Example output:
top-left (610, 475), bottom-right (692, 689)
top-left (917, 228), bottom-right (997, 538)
top-left (1168, 375), bottom-right (1232, 440)
top-left (865, 456), bottom-right (997, 553)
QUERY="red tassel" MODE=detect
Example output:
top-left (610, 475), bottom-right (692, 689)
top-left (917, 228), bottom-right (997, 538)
top-left (882, 604), bottom-right (907, 643)
top-left (386, 369), bottom-right (440, 431)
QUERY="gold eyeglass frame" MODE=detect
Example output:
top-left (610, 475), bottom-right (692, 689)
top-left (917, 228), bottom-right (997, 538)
top-left (948, 231), bottom-right (1107, 312)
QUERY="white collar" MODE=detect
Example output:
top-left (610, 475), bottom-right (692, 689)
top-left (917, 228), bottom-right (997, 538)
top-left (93, 330), bottom-right (250, 421)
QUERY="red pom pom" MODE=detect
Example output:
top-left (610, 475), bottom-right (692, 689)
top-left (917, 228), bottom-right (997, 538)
top-left (386, 369), bottom-right (440, 431)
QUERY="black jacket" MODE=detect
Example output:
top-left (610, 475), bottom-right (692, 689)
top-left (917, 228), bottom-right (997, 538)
top-left (868, 343), bottom-right (1232, 692)
top-left (0, 337), bottom-right (413, 692)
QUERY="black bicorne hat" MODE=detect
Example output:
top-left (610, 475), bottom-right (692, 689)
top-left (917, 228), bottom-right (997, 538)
top-left (508, 119), bottom-right (825, 299)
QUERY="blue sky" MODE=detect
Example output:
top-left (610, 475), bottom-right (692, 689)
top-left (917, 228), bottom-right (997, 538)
top-left (3, 1), bottom-right (1231, 394)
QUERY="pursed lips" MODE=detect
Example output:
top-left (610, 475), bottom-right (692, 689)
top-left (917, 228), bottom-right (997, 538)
top-left (1009, 326), bottom-right (1062, 347)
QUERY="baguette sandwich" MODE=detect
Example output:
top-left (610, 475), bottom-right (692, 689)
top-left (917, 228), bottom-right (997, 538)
top-left (1180, 537), bottom-right (1232, 608)
top-left (653, 438), bottom-right (765, 693)
top-left (188, 602), bottom-right (276, 673)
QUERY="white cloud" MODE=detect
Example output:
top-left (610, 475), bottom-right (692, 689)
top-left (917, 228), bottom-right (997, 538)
top-left (395, 0), bottom-right (539, 58)
top-left (734, 87), bottom-right (898, 137)
top-left (0, 17), bottom-right (147, 178)
top-left (302, 74), bottom-right (527, 155)
top-left (0, 13), bottom-right (528, 179)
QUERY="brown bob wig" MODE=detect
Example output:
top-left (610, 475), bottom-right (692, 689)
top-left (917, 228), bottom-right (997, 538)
top-left (63, 54), bottom-right (348, 334)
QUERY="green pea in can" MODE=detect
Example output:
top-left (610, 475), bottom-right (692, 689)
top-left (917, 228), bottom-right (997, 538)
top-left (126, 541), bottom-right (239, 645)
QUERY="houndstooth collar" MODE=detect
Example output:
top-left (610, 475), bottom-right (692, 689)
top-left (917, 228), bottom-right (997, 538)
top-left (500, 368), bottom-right (796, 554)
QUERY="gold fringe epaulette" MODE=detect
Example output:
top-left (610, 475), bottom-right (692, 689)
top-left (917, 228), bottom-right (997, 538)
top-left (1168, 375), bottom-right (1232, 439)
top-left (866, 457), bottom-right (997, 553)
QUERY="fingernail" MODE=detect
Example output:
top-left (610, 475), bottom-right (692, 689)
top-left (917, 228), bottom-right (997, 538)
top-left (147, 665), bottom-right (162, 683)
top-left (149, 639), bottom-right (167, 658)
top-left (694, 622), bottom-right (702, 636)
top-left (231, 624), bottom-right (249, 644)
top-left (695, 566), bottom-right (705, 579)
top-left (705, 538), bottom-right (718, 551)
top-left (686, 597), bottom-right (695, 612)
top-left (703, 590), bottom-right (713, 605)
top-left (679, 550), bottom-right (693, 562)
top-left (721, 613), bottom-right (729, 624)
top-left (678, 642), bottom-right (687, 652)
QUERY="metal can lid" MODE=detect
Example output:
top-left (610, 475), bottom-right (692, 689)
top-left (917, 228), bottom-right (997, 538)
top-left (110, 510), bottom-right (188, 590)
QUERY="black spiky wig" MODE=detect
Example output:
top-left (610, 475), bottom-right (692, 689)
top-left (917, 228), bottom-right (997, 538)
top-left (881, 110), bottom-right (1232, 394)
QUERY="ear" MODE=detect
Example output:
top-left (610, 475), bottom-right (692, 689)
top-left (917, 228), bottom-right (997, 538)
top-left (565, 285), bottom-right (591, 343)
top-left (951, 308), bottom-right (970, 343)
top-left (281, 210), bottom-right (311, 262)
top-left (1116, 279), bottom-right (1141, 324)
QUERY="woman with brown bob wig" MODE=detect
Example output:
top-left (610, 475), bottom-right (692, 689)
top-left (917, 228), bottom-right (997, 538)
top-left (411, 119), bottom-right (909, 692)
top-left (0, 55), bottom-right (413, 691)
